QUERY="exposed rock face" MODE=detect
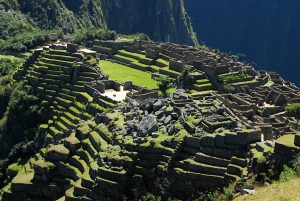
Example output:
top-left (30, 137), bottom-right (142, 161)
top-left (101, 0), bottom-right (197, 45)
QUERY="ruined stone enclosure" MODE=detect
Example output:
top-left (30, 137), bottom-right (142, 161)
top-left (1, 40), bottom-right (300, 201)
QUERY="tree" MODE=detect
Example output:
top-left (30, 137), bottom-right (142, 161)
top-left (285, 103), bottom-right (300, 129)
top-left (223, 84), bottom-right (236, 93)
top-left (155, 76), bottom-right (172, 97)
top-left (178, 69), bottom-right (195, 89)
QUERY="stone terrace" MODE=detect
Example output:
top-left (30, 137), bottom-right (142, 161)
top-left (2, 40), bottom-right (300, 200)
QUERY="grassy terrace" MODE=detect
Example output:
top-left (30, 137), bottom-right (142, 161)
top-left (118, 49), bottom-right (151, 61)
top-left (99, 60), bottom-right (158, 89)
top-left (276, 134), bottom-right (296, 147)
top-left (115, 50), bottom-right (169, 70)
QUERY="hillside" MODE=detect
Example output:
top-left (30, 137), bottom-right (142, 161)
top-left (185, 0), bottom-right (300, 86)
top-left (0, 0), bottom-right (196, 45)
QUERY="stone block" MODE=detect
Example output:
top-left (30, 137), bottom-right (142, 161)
top-left (146, 49), bottom-right (159, 59)
top-left (259, 125), bottom-right (273, 140)
top-left (295, 134), bottom-right (300, 147)
top-left (67, 44), bottom-right (79, 53)
top-left (200, 136), bottom-right (215, 147)
top-left (46, 144), bottom-right (70, 162)
top-left (123, 81), bottom-right (133, 90)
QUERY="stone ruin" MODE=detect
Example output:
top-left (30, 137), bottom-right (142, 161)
top-left (1, 40), bottom-right (300, 201)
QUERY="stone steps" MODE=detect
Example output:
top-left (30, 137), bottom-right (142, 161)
top-left (226, 164), bottom-right (244, 177)
top-left (44, 54), bottom-right (78, 62)
top-left (48, 50), bottom-right (81, 58)
top-left (93, 176), bottom-right (121, 199)
top-left (69, 156), bottom-right (88, 174)
top-left (73, 179), bottom-right (97, 200)
top-left (78, 72), bottom-right (100, 79)
top-left (56, 162), bottom-right (82, 181)
top-left (82, 139), bottom-right (98, 159)
top-left (55, 97), bottom-right (73, 108)
top-left (40, 58), bottom-right (74, 68)
top-left (59, 116), bottom-right (76, 129)
top-left (76, 149), bottom-right (95, 166)
top-left (98, 166), bottom-right (127, 183)
top-left (62, 112), bottom-right (81, 124)
top-left (176, 159), bottom-right (227, 176)
top-left (88, 131), bottom-right (106, 152)
top-left (173, 167), bottom-right (225, 187)
top-left (231, 156), bottom-right (248, 167)
top-left (195, 152), bottom-right (231, 167)
top-left (57, 92), bottom-right (76, 102)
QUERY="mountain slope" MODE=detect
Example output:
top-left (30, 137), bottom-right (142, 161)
top-left (102, 0), bottom-right (197, 45)
top-left (185, 0), bottom-right (300, 85)
top-left (0, 0), bottom-right (196, 44)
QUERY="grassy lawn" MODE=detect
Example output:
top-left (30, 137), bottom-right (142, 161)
top-left (99, 60), bottom-right (158, 89)
top-left (234, 178), bottom-right (300, 201)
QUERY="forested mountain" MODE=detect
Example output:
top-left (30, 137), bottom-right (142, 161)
top-left (0, 0), bottom-right (197, 45)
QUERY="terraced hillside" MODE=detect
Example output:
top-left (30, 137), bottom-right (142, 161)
top-left (1, 40), bottom-right (300, 200)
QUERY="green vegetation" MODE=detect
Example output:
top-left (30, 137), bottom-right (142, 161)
top-left (178, 70), bottom-right (196, 89)
top-left (0, 9), bottom-right (46, 52)
top-left (1, 0), bottom-right (106, 33)
top-left (223, 84), bottom-right (236, 93)
top-left (285, 103), bottom-right (300, 127)
top-left (0, 56), bottom-right (46, 183)
top-left (234, 177), bottom-right (300, 201)
top-left (99, 60), bottom-right (158, 89)
top-left (72, 28), bottom-right (117, 44)
top-left (218, 71), bottom-right (251, 84)
top-left (264, 80), bottom-right (274, 87)
top-left (155, 76), bottom-right (173, 97)
top-left (118, 33), bottom-right (150, 41)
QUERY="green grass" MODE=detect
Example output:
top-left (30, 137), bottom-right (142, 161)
top-left (231, 79), bottom-right (258, 86)
top-left (264, 80), bottom-right (274, 87)
top-left (100, 60), bottom-right (158, 89)
top-left (118, 49), bottom-right (151, 61)
top-left (156, 58), bottom-right (169, 66)
top-left (234, 178), bottom-right (300, 201)
top-left (276, 134), bottom-right (296, 147)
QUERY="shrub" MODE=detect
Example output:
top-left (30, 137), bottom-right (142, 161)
top-left (223, 84), bottom-right (236, 93)
top-left (279, 165), bottom-right (297, 182)
top-left (178, 70), bottom-right (196, 89)
top-left (219, 71), bottom-right (249, 84)
top-left (292, 154), bottom-right (300, 176)
top-left (136, 33), bottom-right (150, 41)
top-left (155, 76), bottom-right (173, 97)
top-left (0, 9), bottom-right (46, 53)
top-left (285, 103), bottom-right (300, 120)
top-left (72, 28), bottom-right (117, 43)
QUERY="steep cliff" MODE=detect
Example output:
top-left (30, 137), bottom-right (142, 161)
top-left (102, 0), bottom-right (197, 45)
top-left (185, 0), bottom-right (300, 85)
top-left (0, 0), bottom-right (196, 44)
